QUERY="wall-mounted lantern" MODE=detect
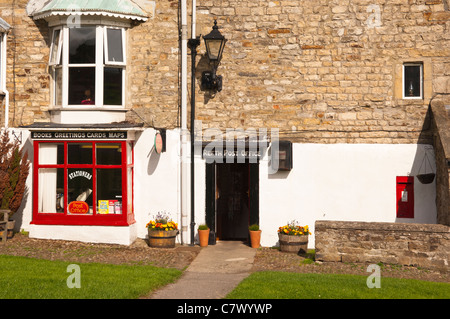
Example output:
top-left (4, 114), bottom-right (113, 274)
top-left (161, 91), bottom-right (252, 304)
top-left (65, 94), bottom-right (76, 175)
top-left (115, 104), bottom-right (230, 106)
top-left (201, 20), bottom-right (227, 92)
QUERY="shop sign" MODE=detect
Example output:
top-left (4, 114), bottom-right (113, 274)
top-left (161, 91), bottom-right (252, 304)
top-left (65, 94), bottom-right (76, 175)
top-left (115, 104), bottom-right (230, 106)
top-left (202, 148), bottom-right (261, 163)
top-left (68, 170), bottom-right (92, 180)
top-left (68, 201), bottom-right (89, 214)
top-left (30, 131), bottom-right (127, 140)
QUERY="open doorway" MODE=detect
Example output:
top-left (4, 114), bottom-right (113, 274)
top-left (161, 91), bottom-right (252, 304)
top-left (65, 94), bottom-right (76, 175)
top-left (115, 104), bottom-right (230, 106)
top-left (205, 162), bottom-right (259, 242)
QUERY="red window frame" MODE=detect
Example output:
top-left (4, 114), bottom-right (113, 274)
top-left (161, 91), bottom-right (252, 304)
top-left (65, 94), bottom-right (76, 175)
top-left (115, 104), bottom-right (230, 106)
top-left (32, 140), bottom-right (134, 226)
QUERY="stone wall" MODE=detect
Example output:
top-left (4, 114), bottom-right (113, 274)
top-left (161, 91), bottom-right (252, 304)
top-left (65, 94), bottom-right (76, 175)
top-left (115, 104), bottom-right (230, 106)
top-left (431, 97), bottom-right (450, 226)
top-left (0, 0), bottom-right (50, 127)
top-left (0, 0), bottom-right (449, 144)
top-left (186, 0), bottom-right (450, 143)
top-left (315, 220), bottom-right (450, 271)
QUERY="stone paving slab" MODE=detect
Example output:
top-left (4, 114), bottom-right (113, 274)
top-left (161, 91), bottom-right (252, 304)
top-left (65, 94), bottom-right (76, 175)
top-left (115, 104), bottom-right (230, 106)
top-left (148, 241), bottom-right (256, 299)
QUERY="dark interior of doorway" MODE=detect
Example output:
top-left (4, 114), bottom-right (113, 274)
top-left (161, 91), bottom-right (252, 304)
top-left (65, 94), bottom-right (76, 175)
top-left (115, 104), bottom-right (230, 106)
top-left (216, 163), bottom-right (249, 240)
top-left (205, 162), bottom-right (259, 243)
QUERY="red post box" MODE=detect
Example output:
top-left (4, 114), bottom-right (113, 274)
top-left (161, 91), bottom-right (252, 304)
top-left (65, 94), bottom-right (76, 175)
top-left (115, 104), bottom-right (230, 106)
top-left (396, 176), bottom-right (414, 218)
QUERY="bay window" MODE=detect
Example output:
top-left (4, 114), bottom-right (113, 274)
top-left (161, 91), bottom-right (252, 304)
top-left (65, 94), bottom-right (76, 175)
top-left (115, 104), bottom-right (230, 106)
top-left (49, 25), bottom-right (126, 108)
top-left (33, 140), bottom-right (134, 226)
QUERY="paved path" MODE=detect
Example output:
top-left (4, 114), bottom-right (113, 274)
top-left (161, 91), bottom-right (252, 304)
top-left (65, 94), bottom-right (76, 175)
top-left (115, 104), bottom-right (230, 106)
top-left (148, 241), bottom-right (256, 299)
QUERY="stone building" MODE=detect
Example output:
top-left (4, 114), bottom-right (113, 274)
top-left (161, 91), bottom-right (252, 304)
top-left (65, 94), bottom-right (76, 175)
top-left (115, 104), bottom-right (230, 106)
top-left (0, 0), bottom-right (448, 247)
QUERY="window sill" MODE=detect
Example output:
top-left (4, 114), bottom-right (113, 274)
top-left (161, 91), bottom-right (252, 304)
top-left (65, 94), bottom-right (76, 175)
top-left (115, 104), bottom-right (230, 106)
top-left (49, 106), bottom-right (128, 112)
top-left (49, 107), bottom-right (128, 124)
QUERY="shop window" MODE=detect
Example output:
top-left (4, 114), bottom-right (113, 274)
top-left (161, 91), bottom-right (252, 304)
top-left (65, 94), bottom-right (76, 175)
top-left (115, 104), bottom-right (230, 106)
top-left (49, 26), bottom-right (126, 107)
top-left (33, 141), bottom-right (134, 226)
top-left (403, 63), bottom-right (423, 99)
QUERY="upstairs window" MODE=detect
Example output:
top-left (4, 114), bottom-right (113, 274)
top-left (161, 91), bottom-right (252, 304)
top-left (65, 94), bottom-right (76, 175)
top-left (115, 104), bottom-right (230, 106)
top-left (403, 63), bottom-right (423, 99)
top-left (50, 26), bottom-right (126, 108)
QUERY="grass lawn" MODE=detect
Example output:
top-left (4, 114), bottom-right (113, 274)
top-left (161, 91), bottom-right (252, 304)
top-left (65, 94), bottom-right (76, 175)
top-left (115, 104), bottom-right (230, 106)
top-left (226, 271), bottom-right (450, 299)
top-left (0, 255), bottom-right (182, 299)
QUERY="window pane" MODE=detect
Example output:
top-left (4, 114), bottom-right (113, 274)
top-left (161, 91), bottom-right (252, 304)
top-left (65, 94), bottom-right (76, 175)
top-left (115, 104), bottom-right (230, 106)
top-left (127, 167), bottom-right (132, 214)
top-left (50, 29), bottom-right (61, 65)
top-left (68, 143), bottom-right (93, 164)
top-left (96, 143), bottom-right (122, 165)
top-left (68, 168), bottom-right (93, 215)
top-left (69, 27), bottom-right (96, 64)
top-left (54, 67), bottom-right (62, 105)
top-left (69, 67), bottom-right (95, 105)
top-left (39, 143), bottom-right (64, 165)
top-left (97, 169), bottom-right (122, 214)
top-left (404, 65), bottom-right (421, 97)
top-left (38, 168), bottom-right (64, 213)
top-left (106, 28), bottom-right (123, 63)
top-left (127, 142), bottom-right (133, 165)
top-left (104, 68), bottom-right (123, 105)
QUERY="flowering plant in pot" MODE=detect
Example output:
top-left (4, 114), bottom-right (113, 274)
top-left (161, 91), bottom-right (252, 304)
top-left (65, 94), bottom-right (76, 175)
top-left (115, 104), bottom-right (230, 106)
top-left (277, 220), bottom-right (311, 255)
top-left (198, 224), bottom-right (210, 247)
top-left (248, 224), bottom-right (261, 248)
top-left (146, 211), bottom-right (179, 248)
top-left (0, 130), bottom-right (30, 240)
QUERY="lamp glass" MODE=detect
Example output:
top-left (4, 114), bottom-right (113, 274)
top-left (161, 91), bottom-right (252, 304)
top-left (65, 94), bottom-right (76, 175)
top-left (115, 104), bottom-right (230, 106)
top-left (205, 38), bottom-right (223, 61)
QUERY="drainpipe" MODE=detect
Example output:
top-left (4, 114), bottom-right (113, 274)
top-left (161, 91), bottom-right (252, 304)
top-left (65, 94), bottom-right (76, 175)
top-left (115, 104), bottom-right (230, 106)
top-left (189, 0), bottom-right (199, 246)
top-left (180, 0), bottom-right (189, 245)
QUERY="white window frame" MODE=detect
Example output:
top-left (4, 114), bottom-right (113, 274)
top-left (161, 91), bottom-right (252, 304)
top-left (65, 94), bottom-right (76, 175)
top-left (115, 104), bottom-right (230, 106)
top-left (104, 27), bottom-right (126, 66)
top-left (0, 33), bottom-right (3, 90)
top-left (50, 25), bottom-right (126, 108)
top-left (49, 28), bottom-right (63, 66)
top-left (402, 63), bottom-right (423, 100)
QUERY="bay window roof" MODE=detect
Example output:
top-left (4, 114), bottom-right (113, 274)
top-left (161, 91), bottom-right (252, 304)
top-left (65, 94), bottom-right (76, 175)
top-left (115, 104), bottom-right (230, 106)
top-left (31, 0), bottom-right (148, 22)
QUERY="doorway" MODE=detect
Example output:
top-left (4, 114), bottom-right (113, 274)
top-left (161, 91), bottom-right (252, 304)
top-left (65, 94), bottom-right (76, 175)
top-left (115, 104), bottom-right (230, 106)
top-left (205, 161), bottom-right (259, 242)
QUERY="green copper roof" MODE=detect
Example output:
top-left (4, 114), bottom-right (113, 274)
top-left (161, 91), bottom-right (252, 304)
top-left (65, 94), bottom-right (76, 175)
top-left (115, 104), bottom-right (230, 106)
top-left (34, 0), bottom-right (147, 20)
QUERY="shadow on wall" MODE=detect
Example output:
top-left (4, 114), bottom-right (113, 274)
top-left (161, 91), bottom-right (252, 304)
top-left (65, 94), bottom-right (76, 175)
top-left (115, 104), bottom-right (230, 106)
top-left (395, 106), bottom-right (437, 223)
top-left (13, 131), bottom-right (33, 232)
top-left (147, 145), bottom-right (160, 175)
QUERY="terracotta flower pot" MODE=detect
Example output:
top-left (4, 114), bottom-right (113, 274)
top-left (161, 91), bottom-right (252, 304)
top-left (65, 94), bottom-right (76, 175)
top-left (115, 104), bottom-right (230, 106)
top-left (249, 230), bottom-right (261, 248)
top-left (198, 228), bottom-right (210, 247)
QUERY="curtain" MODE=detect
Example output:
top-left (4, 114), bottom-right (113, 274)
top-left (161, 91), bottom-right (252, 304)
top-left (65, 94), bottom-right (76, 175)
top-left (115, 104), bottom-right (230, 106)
top-left (38, 144), bottom-right (58, 213)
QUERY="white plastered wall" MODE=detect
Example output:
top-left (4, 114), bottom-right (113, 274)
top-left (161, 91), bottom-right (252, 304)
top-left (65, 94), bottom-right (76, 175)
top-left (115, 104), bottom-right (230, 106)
top-left (259, 143), bottom-right (437, 248)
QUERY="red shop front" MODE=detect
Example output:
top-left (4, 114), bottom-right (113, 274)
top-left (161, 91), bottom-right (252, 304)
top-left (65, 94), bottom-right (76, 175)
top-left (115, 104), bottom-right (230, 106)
top-left (30, 129), bottom-right (136, 227)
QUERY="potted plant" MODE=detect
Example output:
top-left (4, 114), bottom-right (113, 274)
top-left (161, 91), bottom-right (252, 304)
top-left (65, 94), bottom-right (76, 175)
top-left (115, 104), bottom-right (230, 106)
top-left (198, 224), bottom-right (210, 247)
top-left (146, 211), bottom-right (179, 248)
top-left (278, 220), bottom-right (311, 255)
top-left (0, 130), bottom-right (30, 240)
top-left (248, 224), bottom-right (261, 248)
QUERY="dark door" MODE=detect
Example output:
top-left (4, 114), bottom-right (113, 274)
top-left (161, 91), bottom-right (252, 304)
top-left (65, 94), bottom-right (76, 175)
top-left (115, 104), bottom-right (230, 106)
top-left (205, 162), bottom-right (259, 241)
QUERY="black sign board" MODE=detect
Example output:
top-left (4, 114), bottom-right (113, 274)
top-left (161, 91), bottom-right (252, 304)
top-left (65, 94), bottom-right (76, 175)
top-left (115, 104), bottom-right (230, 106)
top-left (30, 131), bottom-right (128, 140)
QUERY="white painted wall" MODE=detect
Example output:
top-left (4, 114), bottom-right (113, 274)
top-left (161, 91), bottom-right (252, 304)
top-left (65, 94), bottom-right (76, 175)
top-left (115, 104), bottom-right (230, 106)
top-left (17, 127), bottom-right (437, 248)
top-left (133, 128), bottom-right (182, 242)
top-left (259, 143), bottom-right (437, 249)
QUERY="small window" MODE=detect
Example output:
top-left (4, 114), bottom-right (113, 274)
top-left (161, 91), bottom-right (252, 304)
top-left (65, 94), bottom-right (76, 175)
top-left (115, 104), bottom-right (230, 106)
top-left (105, 28), bottom-right (125, 64)
top-left (69, 27), bottom-right (96, 64)
top-left (403, 63), bottom-right (423, 99)
top-left (49, 29), bottom-right (62, 66)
